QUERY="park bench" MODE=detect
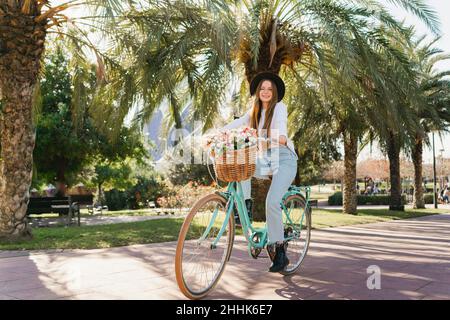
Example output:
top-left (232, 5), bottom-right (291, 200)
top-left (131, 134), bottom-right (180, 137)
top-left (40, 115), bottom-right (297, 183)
top-left (70, 194), bottom-right (94, 214)
top-left (27, 196), bottom-right (80, 226)
top-left (309, 199), bottom-right (318, 208)
top-left (70, 194), bottom-right (107, 215)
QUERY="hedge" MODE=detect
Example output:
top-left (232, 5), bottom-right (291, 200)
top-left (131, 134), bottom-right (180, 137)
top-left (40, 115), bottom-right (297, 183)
top-left (104, 189), bottom-right (133, 211)
top-left (424, 193), bottom-right (434, 204)
top-left (328, 192), bottom-right (407, 205)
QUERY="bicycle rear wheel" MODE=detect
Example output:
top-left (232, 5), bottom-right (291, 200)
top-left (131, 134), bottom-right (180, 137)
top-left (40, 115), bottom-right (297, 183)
top-left (175, 193), bottom-right (234, 299)
top-left (280, 194), bottom-right (311, 275)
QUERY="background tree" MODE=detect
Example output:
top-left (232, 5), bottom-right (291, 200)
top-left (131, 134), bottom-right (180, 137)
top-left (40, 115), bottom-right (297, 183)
top-left (85, 161), bottom-right (168, 211)
top-left (33, 45), bottom-right (151, 202)
top-left (406, 36), bottom-right (450, 208)
top-left (294, 134), bottom-right (341, 186)
top-left (86, 125), bottom-right (149, 206)
top-left (361, 27), bottom-right (424, 211)
top-left (33, 46), bottom-right (97, 195)
top-left (366, 29), bottom-right (450, 211)
top-left (89, 162), bottom-right (133, 206)
top-left (0, 0), bottom-right (135, 239)
top-left (292, 34), bottom-right (420, 214)
top-left (167, 163), bottom-right (214, 187)
top-left (356, 159), bottom-right (390, 182)
top-left (322, 161), bottom-right (345, 187)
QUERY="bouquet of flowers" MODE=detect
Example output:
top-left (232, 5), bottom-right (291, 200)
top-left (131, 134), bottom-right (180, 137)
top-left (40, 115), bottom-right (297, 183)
top-left (205, 127), bottom-right (258, 157)
top-left (204, 127), bottom-right (258, 182)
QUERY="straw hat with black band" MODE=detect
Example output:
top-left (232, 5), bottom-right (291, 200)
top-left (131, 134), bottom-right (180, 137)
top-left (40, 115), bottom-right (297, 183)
top-left (249, 72), bottom-right (285, 102)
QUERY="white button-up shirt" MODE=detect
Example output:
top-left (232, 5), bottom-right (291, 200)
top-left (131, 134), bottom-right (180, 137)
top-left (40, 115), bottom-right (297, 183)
top-left (223, 102), bottom-right (297, 158)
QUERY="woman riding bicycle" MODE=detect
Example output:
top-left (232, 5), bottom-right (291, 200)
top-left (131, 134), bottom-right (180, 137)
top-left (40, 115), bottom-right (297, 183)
top-left (221, 72), bottom-right (298, 273)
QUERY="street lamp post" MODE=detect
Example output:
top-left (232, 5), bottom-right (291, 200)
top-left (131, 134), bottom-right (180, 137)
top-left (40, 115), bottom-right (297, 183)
top-left (432, 132), bottom-right (438, 209)
top-left (440, 149), bottom-right (445, 189)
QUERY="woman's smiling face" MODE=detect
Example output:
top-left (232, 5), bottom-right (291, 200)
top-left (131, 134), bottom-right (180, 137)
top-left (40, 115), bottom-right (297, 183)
top-left (259, 80), bottom-right (273, 104)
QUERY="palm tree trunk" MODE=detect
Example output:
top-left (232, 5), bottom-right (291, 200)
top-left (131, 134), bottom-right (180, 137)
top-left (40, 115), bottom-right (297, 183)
top-left (412, 135), bottom-right (425, 209)
top-left (343, 130), bottom-right (357, 214)
top-left (387, 131), bottom-right (404, 211)
top-left (0, 10), bottom-right (46, 239)
top-left (0, 82), bottom-right (37, 238)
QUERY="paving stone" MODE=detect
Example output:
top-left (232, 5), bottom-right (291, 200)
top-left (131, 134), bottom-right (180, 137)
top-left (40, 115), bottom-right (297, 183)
top-left (0, 212), bottom-right (449, 299)
top-left (344, 288), bottom-right (425, 300)
top-left (417, 282), bottom-right (450, 297)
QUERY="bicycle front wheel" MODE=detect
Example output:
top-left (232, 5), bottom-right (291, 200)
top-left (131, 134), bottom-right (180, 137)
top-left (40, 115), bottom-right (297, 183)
top-left (280, 194), bottom-right (312, 275)
top-left (175, 193), bottom-right (234, 299)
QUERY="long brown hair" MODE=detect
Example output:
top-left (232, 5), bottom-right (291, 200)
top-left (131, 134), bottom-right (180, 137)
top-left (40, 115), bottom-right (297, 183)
top-left (250, 79), bottom-right (279, 137)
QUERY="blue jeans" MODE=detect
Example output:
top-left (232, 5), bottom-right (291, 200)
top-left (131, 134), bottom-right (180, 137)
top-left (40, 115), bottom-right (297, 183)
top-left (241, 146), bottom-right (298, 243)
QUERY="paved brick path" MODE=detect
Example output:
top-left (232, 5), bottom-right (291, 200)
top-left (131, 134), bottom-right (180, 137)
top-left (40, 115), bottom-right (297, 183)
top-left (1, 213), bottom-right (449, 300)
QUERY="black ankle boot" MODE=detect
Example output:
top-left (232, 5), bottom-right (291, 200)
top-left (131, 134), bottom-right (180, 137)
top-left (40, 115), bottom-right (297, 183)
top-left (245, 199), bottom-right (253, 223)
top-left (269, 242), bottom-right (289, 273)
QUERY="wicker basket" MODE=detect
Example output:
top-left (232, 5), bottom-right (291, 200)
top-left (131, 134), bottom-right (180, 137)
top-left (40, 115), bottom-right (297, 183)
top-left (213, 145), bottom-right (257, 182)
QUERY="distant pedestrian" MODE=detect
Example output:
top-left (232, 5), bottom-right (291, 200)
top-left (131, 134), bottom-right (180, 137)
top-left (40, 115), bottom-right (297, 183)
top-left (373, 184), bottom-right (380, 195)
top-left (444, 188), bottom-right (450, 204)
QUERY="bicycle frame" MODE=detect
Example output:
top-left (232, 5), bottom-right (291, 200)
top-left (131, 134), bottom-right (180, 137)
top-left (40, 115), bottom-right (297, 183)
top-left (201, 181), bottom-right (311, 253)
top-left (281, 185), bottom-right (312, 239)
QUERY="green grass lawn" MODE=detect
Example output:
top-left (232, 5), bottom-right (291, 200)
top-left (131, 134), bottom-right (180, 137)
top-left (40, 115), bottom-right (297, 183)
top-left (311, 208), bottom-right (448, 228)
top-left (0, 218), bottom-right (185, 250)
top-left (1, 208), bottom-right (447, 251)
top-left (309, 192), bottom-right (332, 200)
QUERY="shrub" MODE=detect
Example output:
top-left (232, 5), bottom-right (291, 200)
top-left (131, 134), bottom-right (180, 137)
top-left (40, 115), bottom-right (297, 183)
top-left (104, 189), bottom-right (132, 211)
top-left (128, 176), bottom-right (169, 208)
top-left (328, 192), bottom-right (343, 205)
top-left (328, 192), bottom-right (407, 205)
top-left (156, 181), bottom-right (220, 209)
top-left (104, 176), bottom-right (170, 211)
top-left (424, 193), bottom-right (434, 204)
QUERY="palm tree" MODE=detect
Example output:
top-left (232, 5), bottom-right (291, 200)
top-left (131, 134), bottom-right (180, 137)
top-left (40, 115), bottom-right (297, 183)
top-left (291, 23), bottom-right (430, 214)
top-left (371, 36), bottom-right (422, 211)
top-left (371, 30), bottom-right (450, 211)
top-left (104, 0), bottom-right (439, 217)
top-left (0, 0), bottom-right (134, 239)
top-left (406, 36), bottom-right (450, 208)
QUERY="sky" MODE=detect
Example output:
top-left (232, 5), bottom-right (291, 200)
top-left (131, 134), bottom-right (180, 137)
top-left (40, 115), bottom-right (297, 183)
top-left (385, 0), bottom-right (450, 70)
top-left (358, 0), bottom-right (450, 163)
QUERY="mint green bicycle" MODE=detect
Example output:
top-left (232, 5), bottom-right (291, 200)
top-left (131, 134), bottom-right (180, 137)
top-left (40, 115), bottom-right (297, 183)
top-left (175, 179), bottom-right (312, 300)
